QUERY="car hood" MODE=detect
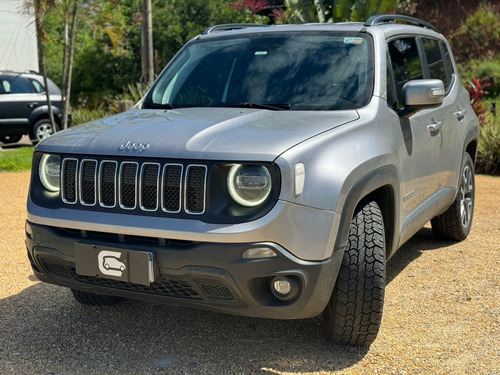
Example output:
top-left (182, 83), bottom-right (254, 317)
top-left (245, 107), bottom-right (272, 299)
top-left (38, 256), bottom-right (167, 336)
top-left (37, 108), bottom-right (359, 161)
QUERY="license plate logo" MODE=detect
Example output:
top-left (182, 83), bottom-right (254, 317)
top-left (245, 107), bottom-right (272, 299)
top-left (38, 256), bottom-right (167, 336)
top-left (98, 250), bottom-right (127, 277)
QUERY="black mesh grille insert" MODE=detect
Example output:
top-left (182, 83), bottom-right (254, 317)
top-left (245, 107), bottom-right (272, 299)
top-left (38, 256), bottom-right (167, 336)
top-left (62, 159), bottom-right (77, 203)
top-left (81, 160), bottom-right (97, 205)
top-left (186, 166), bottom-right (206, 214)
top-left (162, 164), bottom-right (182, 212)
top-left (141, 163), bottom-right (159, 210)
top-left (100, 162), bottom-right (117, 207)
top-left (201, 284), bottom-right (234, 300)
top-left (70, 269), bottom-right (201, 299)
top-left (120, 163), bottom-right (137, 209)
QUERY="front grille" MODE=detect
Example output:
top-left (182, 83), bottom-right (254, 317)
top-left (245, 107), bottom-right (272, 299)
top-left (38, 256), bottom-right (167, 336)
top-left (61, 158), bottom-right (207, 215)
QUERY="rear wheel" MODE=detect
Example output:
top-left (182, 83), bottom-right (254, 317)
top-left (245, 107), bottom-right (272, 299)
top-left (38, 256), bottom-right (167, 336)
top-left (323, 201), bottom-right (386, 346)
top-left (0, 134), bottom-right (23, 144)
top-left (71, 289), bottom-right (123, 306)
top-left (30, 118), bottom-right (59, 145)
top-left (431, 152), bottom-right (475, 241)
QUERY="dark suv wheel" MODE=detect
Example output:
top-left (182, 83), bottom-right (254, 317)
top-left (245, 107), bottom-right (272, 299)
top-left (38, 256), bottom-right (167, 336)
top-left (30, 119), bottom-right (59, 145)
top-left (0, 134), bottom-right (23, 144)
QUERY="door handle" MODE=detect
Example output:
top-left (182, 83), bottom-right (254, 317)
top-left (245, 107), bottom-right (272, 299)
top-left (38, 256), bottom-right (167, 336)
top-left (453, 108), bottom-right (467, 121)
top-left (28, 102), bottom-right (39, 108)
top-left (427, 121), bottom-right (443, 136)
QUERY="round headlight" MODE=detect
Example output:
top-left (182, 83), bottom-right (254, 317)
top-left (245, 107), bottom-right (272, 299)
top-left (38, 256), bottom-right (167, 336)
top-left (227, 164), bottom-right (272, 207)
top-left (39, 154), bottom-right (61, 192)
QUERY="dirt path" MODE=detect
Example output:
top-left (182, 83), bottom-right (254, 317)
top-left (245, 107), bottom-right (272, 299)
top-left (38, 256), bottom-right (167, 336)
top-left (1, 171), bottom-right (498, 374)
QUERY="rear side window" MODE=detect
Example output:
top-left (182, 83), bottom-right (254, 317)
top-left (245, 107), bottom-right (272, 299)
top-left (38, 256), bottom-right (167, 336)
top-left (422, 38), bottom-right (450, 90)
top-left (30, 79), bottom-right (45, 93)
top-left (388, 38), bottom-right (423, 108)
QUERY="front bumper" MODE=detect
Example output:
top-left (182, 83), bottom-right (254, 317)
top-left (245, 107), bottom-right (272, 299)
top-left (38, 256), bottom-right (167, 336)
top-left (26, 221), bottom-right (343, 319)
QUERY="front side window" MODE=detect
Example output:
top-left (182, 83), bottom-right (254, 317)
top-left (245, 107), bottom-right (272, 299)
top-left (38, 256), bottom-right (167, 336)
top-left (423, 38), bottom-right (448, 88)
top-left (388, 38), bottom-right (423, 108)
top-left (145, 32), bottom-right (374, 111)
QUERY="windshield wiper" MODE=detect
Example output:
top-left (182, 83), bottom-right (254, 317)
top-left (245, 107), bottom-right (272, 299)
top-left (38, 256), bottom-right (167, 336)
top-left (142, 102), bottom-right (175, 110)
top-left (238, 102), bottom-right (291, 111)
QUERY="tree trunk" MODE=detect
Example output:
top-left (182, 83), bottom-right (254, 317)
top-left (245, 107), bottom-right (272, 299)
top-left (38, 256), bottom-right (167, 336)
top-left (62, 0), bottom-right (78, 130)
top-left (34, 0), bottom-right (55, 133)
top-left (142, 0), bottom-right (154, 87)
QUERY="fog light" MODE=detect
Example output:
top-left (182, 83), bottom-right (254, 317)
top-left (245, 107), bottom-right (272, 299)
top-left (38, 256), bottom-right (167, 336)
top-left (270, 276), bottom-right (300, 301)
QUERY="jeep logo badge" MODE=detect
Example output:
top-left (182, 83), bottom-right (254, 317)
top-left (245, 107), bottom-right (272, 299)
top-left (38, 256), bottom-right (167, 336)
top-left (119, 140), bottom-right (150, 152)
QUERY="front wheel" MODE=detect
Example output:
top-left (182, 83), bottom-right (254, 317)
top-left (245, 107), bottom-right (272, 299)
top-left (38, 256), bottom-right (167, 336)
top-left (30, 119), bottom-right (59, 145)
top-left (431, 152), bottom-right (475, 241)
top-left (323, 201), bottom-right (386, 346)
top-left (0, 134), bottom-right (23, 144)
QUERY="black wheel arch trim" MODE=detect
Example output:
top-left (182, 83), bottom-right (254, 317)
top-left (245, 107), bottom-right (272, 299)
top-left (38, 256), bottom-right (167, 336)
top-left (334, 165), bottom-right (401, 260)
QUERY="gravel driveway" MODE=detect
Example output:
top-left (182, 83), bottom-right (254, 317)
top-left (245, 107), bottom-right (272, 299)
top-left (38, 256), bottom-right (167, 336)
top-left (1, 171), bottom-right (498, 374)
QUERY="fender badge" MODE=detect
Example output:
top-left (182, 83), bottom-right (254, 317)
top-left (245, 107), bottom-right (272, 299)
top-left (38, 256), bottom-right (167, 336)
top-left (119, 140), bottom-right (150, 152)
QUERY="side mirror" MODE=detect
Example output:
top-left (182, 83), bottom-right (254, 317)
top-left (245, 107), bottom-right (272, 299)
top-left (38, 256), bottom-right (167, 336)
top-left (399, 79), bottom-right (444, 118)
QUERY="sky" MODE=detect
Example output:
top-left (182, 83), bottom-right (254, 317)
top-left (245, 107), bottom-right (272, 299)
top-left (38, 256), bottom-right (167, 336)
top-left (0, 0), bottom-right (38, 72)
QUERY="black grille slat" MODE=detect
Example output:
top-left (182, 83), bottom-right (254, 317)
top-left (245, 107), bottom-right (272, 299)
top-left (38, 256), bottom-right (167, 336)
top-left (100, 161), bottom-right (117, 207)
top-left (62, 159), bottom-right (77, 204)
top-left (185, 165), bottom-right (207, 214)
top-left (80, 160), bottom-right (97, 205)
top-left (140, 163), bottom-right (160, 211)
top-left (120, 163), bottom-right (138, 209)
top-left (162, 164), bottom-right (182, 213)
top-left (61, 158), bottom-right (207, 216)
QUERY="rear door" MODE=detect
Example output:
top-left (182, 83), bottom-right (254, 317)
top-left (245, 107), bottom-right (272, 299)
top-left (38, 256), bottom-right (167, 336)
top-left (421, 38), bottom-right (470, 191)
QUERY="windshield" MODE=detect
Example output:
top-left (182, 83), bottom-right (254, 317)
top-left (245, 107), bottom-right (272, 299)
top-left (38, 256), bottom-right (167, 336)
top-left (144, 31), bottom-right (374, 111)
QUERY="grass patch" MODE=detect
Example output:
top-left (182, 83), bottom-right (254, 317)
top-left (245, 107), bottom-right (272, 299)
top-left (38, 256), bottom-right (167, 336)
top-left (0, 147), bottom-right (34, 172)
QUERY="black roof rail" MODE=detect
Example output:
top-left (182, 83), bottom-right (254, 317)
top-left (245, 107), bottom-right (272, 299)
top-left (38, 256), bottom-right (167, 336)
top-left (364, 14), bottom-right (437, 32)
top-left (202, 23), bottom-right (268, 35)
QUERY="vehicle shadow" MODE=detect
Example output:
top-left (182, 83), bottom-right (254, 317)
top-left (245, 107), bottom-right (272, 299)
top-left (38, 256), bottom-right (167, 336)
top-left (0, 281), bottom-right (368, 374)
top-left (1, 227), bottom-right (449, 374)
top-left (386, 226), bottom-right (454, 284)
top-left (0, 135), bottom-right (33, 150)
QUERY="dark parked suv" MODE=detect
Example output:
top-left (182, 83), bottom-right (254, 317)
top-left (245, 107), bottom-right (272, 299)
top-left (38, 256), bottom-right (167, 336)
top-left (0, 70), bottom-right (66, 144)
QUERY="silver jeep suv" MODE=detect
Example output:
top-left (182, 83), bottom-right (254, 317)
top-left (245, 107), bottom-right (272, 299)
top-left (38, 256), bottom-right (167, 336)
top-left (26, 15), bottom-right (479, 346)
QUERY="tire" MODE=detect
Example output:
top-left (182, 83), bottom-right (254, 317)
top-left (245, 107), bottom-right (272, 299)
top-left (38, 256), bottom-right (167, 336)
top-left (71, 289), bottom-right (123, 306)
top-left (323, 201), bottom-right (386, 346)
top-left (30, 119), bottom-right (59, 145)
top-left (431, 152), bottom-right (475, 241)
top-left (0, 134), bottom-right (23, 144)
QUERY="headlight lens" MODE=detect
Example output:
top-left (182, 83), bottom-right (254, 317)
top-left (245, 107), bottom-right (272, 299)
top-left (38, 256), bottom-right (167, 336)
top-left (39, 154), bottom-right (61, 192)
top-left (227, 164), bottom-right (272, 207)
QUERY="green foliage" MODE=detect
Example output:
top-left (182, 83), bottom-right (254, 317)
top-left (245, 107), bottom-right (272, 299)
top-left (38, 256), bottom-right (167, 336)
top-left (71, 107), bottom-right (112, 126)
top-left (459, 58), bottom-right (500, 98)
top-left (108, 82), bottom-right (147, 113)
top-left (449, 3), bottom-right (500, 63)
top-left (0, 147), bottom-right (34, 172)
top-left (286, 0), bottom-right (397, 23)
top-left (476, 114), bottom-right (500, 176)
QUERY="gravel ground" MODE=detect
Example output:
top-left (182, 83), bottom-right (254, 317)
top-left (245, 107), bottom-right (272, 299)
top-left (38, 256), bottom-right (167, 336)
top-left (1, 171), bottom-right (498, 374)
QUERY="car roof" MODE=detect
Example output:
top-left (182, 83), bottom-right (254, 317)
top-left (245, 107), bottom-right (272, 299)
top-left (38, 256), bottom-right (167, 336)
top-left (200, 14), bottom-right (441, 40)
